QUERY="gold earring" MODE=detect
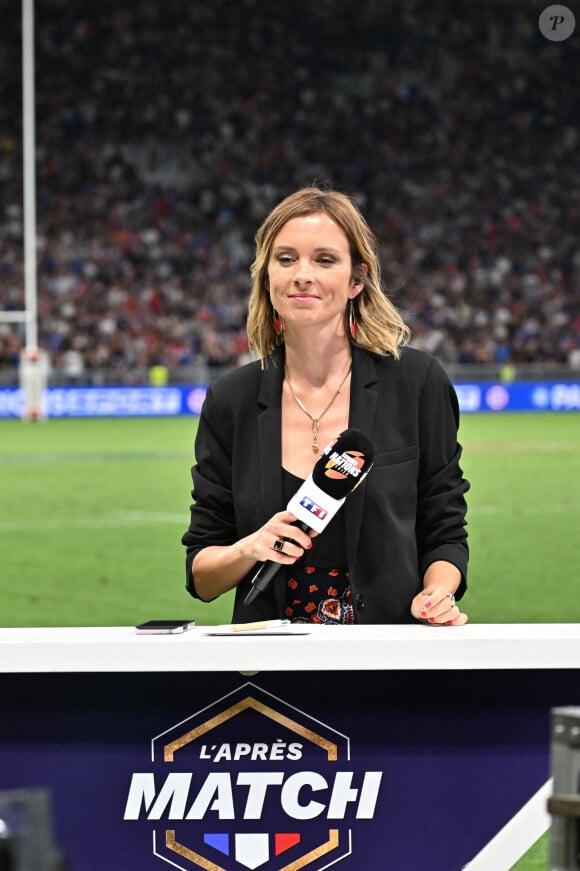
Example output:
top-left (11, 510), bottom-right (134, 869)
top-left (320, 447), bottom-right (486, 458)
top-left (348, 299), bottom-right (357, 339)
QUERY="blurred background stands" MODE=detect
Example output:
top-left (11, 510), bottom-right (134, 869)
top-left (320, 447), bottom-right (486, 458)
top-left (0, 0), bottom-right (578, 386)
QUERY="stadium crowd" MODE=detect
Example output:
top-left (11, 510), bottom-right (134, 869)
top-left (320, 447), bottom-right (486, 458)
top-left (1, 0), bottom-right (579, 383)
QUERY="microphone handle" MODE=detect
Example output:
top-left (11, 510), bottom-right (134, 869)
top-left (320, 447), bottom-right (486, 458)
top-left (243, 521), bottom-right (311, 607)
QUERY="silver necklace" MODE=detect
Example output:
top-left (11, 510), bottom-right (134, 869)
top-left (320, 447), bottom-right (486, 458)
top-left (285, 362), bottom-right (352, 453)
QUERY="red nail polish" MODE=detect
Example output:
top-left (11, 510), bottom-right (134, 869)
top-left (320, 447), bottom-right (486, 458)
top-left (445, 620), bottom-right (453, 626)
top-left (420, 610), bottom-right (427, 618)
top-left (424, 600), bottom-right (432, 608)
top-left (428, 617), bottom-right (435, 623)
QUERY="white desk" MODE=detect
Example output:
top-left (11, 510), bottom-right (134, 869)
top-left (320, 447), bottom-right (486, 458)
top-left (1, 622), bottom-right (580, 673)
top-left (1, 623), bottom-right (578, 870)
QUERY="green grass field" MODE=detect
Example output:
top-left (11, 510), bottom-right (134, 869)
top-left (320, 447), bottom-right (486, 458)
top-left (1, 411), bottom-right (579, 629)
top-left (0, 415), bottom-right (232, 627)
top-left (1, 411), bottom-right (578, 870)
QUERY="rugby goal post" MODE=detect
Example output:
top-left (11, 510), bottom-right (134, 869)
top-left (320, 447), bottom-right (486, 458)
top-left (0, 0), bottom-right (39, 350)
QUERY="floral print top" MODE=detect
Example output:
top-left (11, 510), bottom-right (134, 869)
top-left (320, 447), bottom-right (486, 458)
top-left (285, 566), bottom-right (353, 624)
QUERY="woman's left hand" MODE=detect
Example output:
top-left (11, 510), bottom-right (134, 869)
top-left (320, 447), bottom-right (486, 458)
top-left (410, 586), bottom-right (468, 626)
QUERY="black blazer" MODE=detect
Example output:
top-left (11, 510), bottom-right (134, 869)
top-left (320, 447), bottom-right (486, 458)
top-left (182, 345), bottom-right (469, 624)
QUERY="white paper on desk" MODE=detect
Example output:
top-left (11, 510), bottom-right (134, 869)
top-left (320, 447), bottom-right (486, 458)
top-left (203, 623), bottom-right (310, 636)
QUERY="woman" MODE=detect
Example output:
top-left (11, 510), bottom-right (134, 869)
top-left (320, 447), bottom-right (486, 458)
top-left (182, 187), bottom-right (469, 625)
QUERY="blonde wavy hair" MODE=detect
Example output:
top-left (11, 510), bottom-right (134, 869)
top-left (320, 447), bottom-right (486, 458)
top-left (246, 186), bottom-right (411, 362)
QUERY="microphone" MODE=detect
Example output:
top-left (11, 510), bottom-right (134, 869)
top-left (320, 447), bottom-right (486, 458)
top-left (243, 428), bottom-right (376, 607)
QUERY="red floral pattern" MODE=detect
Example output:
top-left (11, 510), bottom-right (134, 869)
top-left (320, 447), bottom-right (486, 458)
top-left (285, 567), bottom-right (353, 624)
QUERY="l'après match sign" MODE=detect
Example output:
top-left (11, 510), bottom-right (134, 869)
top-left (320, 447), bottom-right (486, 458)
top-left (123, 683), bottom-right (383, 871)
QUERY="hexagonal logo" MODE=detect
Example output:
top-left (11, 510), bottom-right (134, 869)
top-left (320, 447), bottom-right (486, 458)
top-left (124, 683), bottom-right (382, 870)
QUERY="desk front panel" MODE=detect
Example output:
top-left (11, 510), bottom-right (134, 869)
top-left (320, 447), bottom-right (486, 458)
top-left (0, 669), bottom-right (572, 871)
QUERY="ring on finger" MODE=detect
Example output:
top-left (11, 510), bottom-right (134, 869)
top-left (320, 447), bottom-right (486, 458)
top-left (447, 593), bottom-right (455, 605)
top-left (273, 538), bottom-right (285, 553)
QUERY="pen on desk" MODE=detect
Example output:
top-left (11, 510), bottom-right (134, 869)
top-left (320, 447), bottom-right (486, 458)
top-left (229, 619), bottom-right (290, 632)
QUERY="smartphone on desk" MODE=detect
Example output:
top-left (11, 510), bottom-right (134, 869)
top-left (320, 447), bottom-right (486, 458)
top-left (135, 619), bottom-right (196, 635)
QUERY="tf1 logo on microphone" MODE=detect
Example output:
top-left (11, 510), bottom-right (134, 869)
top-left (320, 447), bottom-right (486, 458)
top-left (299, 495), bottom-right (329, 520)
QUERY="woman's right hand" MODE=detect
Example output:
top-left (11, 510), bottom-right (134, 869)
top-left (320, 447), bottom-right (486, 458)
top-left (242, 510), bottom-right (315, 565)
top-left (191, 511), bottom-right (316, 602)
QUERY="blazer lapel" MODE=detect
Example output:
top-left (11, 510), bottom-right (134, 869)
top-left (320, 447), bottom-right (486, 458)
top-left (257, 346), bottom-right (285, 520)
top-left (345, 347), bottom-right (379, 571)
top-left (256, 346), bottom-right (286, 613)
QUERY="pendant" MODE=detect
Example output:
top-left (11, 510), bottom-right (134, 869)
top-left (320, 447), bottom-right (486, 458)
top-left (312, 419), bottom-right (320, 454)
